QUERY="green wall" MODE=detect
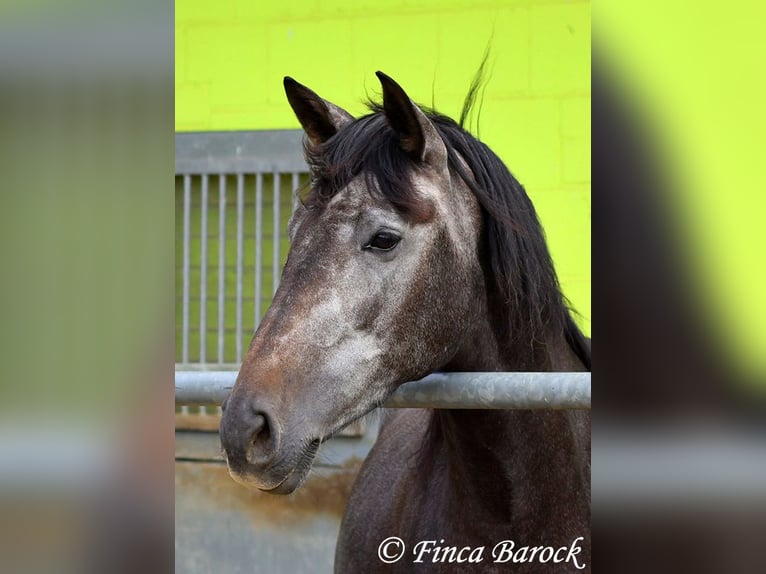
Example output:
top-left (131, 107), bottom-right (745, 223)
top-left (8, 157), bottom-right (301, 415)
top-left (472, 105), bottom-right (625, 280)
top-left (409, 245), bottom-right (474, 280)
top-left (176, 0), bottom-right (591, 339)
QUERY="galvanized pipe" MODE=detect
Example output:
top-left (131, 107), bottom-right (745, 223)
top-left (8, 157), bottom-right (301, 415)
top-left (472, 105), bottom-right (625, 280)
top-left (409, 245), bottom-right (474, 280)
top-left (175, 371), bottom-right (590, 410)
top-left (181, 174), bottom-right (191, 364)
top-left (272, 171), bottom-right (281, 294)
top-left (291, 171), bottom-right (300, 214)
top-left (235, 173), bottom-right (244, 363)
top-left (254, 173), bottom-right (263, 327)
top-left (217, 175), bottom-right (226, 363)
top-left (199, 174), bottom-right (208, 363)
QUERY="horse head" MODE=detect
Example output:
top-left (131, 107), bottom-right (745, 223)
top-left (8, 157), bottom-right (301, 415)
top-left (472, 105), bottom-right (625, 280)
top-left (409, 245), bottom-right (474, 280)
top-left (219, 73), bottom-right (487, 493)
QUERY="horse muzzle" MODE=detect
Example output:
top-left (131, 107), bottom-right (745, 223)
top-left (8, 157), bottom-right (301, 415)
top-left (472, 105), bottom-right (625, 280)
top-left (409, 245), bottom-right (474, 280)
top-left (219, 394), bottom-right (318, 494)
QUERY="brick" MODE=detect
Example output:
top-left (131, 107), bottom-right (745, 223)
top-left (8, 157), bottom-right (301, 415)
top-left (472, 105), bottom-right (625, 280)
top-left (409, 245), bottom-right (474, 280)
top-left (175, 83), bottom-right (212, 131)
top-left (349, 14), bottom-right (440, 102)
top-left (210, 104), bottom-right (297, 131)
top-left (276, 0), bottom-right (515, 21)
top-left (562, 136), bottom-right (590, 184)
top-left (185, 26), bottom-right (225, 84)
top-left (309, 0), bottom-right (396, 19)
top-left (175, 26), bottom-right (187, 83)
top-left (397, 0), bottom-right (528, 15)
top-left (561, 97), bottom-right (590, 138)
top-left (479, 98), bottom-right (561, 189)
top-left (234, 0), bottom-right (321, 22)
top-left (206, 27), bottom-right (269, 110)
top-left (529, 189), bottom-right (591, 281)
top-left (265, 19), bottom-right (357, 111)
top-left (529, 2), bottom-right (591, 95)
top-left (436, 7), bottom-right (529, 107)
top-left (177, 0), bottom-right (238, 24)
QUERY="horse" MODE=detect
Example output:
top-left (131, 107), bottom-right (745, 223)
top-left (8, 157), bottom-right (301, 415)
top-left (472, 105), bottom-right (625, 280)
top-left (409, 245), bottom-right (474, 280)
top-left (219, 71), bottom-right (591, 573)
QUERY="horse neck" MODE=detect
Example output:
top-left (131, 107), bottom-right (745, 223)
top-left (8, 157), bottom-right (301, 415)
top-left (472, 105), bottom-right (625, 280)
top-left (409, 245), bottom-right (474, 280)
top-left (435, 309), bottom-right (590, 524)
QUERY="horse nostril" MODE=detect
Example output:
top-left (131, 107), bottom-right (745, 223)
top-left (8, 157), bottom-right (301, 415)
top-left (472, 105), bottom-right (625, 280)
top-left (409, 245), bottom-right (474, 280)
top-left (246, 411), bottom-right (275, 466)
top-left (250, 412), bottom-right (265, 435)
top-left (220, 398), bottom-right (281, 471)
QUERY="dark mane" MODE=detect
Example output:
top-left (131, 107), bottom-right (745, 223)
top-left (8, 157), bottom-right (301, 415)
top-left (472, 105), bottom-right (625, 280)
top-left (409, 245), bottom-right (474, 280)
top-left (303, 100), bottom-right (590, 371)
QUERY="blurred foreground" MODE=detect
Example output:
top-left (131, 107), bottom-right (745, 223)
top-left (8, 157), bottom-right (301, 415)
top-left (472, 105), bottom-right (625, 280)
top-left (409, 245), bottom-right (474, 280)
top-left (0, 2), bottom-right (173, 573)
top-left (593, 3), bottom-right (766, 572)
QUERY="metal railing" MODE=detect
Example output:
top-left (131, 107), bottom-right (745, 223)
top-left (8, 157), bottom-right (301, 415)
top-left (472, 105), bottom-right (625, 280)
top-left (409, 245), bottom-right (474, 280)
top-left (176, 130), bottom-right (308, 368)
top-left (175, 371), bottom-right (591, 410)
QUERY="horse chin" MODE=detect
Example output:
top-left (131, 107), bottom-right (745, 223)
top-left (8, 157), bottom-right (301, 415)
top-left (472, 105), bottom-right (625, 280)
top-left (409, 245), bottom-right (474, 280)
top-left (226, 440), bottom-right (319, 495)
top-left (259, 465), bottom-right (311, 495)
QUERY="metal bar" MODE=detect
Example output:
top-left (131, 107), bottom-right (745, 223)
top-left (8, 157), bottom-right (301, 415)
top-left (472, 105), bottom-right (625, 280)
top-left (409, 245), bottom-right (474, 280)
top-left (255, 173), bottom-right (263, 327)
top-left (235, 173), bottom-right (244, 363)
top-left (174, 130), bottom-right (308, 175)
top-left (273, 171), bottom-right (280, 294)
top-left (176, 371), bottom-right (237, 405)
top-left (175, 371), bottom-right (591, 409)
top-left (386, 372), bottom-right (590, 409)
top-left (181, 175), bottom-right (191, 364)
top-left (291, 171), bottom-right (300, 214)
top-left (218, 175), bottom-right (226, 363)
top-left (199, 174), bottom-right (208, 364)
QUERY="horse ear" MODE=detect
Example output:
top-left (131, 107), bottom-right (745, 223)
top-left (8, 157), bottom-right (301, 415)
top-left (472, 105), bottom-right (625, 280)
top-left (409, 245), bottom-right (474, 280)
top-left (283, 77), bottom-right (353, 147)
top-left (375, 71), bottom-right (447, 168)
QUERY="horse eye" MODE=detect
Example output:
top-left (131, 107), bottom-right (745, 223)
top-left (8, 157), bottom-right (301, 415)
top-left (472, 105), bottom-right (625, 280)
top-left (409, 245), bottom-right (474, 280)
top-left (365, 231), bottom-right (401, 252)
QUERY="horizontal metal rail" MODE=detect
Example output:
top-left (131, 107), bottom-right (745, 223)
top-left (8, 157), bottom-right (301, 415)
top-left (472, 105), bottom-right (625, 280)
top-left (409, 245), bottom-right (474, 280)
top-left (175, 130), bottom-right (307, 174)
top-left (175, 371), bottom-right (591, 410)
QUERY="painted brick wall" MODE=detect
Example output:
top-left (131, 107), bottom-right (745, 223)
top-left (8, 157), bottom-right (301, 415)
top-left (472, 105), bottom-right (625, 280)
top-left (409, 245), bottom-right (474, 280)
top-left (176, 0), bottom-right (591, 334)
